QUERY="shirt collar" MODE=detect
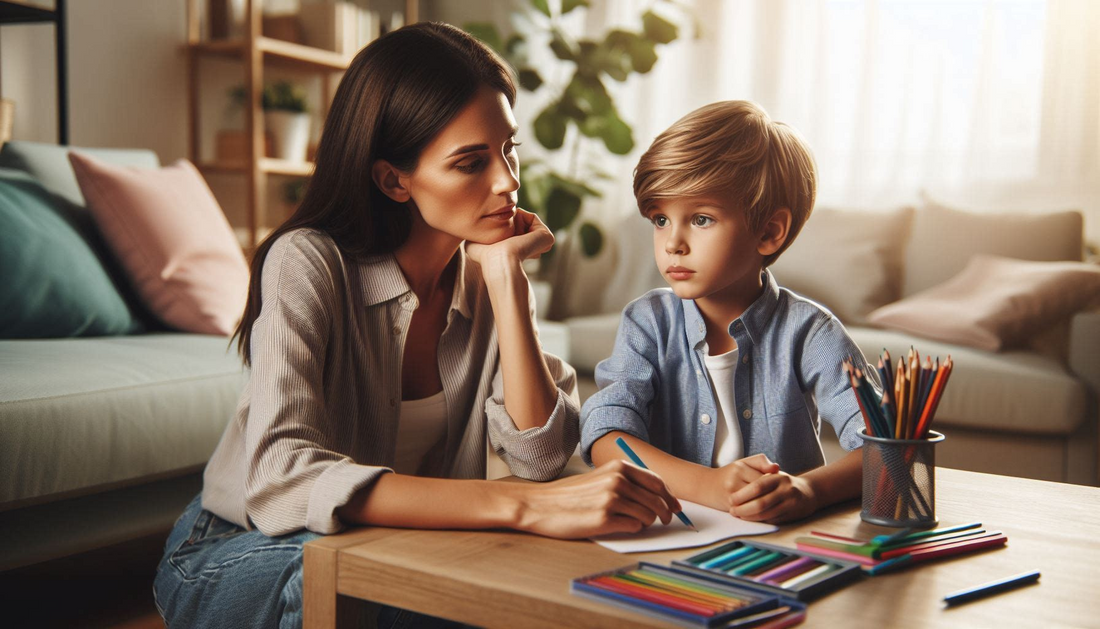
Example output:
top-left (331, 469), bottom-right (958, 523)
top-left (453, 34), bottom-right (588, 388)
top-left (358, 246), bottom-right (474, 320)
top-left (682, 269), bottom-right (780, 349)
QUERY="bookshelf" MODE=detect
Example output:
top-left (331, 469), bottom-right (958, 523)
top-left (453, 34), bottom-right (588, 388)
top-left (0, 0), bottom-right (67, 143)
top-left (185, 0), bottom-right (419, 249)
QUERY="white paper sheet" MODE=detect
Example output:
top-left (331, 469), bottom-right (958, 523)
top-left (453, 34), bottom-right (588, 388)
top-left (591, 500), bottom-right (778, 553)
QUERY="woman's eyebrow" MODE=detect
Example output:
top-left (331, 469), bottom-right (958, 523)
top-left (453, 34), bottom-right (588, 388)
top-left (445, 126), bottom-right (520, 158)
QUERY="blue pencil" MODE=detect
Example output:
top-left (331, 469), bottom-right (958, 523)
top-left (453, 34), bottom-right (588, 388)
top-left (943, 571), bottom-right (1041, 606)
top-left (614, 437), bottom-right (698, 531)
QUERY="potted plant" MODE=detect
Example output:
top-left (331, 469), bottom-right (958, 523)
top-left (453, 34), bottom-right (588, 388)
top-left (465, 0), bottom-right (687, 260)
top-left (262, 81), bottom-right (311, 163)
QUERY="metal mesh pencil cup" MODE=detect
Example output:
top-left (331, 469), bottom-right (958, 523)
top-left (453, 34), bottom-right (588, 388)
top-left (859, 430), bottom-right (945, 528)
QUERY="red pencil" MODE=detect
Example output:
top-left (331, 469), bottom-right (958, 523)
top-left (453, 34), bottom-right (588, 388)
top-left (878, 530), bottom-right (1003, 560)
top-left (590, 577), bottom-right (721, 616)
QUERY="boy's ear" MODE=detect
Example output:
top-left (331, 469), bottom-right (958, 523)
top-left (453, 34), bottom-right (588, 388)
top-left (371, 159), bottom-right (411, 203)
top-left (758, 207), bottom-right (792, 256)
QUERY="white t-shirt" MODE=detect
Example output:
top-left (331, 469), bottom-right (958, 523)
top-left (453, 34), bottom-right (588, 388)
top-left (394, 391), bottom-right (448, 475)
top-left (704, 348), bottom-right (744, 467)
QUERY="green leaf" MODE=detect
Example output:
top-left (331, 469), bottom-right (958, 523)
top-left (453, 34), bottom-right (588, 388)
top-left (463, 22), bottom-right (503, 53)
top-left (642, 10), bottom-right (679, 44)
top-left (596, 30), bottom-right (638, 81)
top-left (599, 111), bottom-right (634, 154)
top-left (518, 68), bottom-right (544, 91)
top-left (565, 73), bottom-right (613, 115)
top-left (579, 221), bottom-right (604, 257)
top-left (531, 0), bottom-right (551, 17)
top-left (545, 186), bottom-right (582, 233)
top-left (549, 29), bottom-right (578, 61)
top-left (562, 0), bottom-right (590, 14)
top-left (519, 166), bottom-right (550, 217)
top-left (533, 106), bottom-right (568, 149)
top-left (548, 172), bottom-right (601, 199)
top-left (628, 37), bottom-right (658, 73)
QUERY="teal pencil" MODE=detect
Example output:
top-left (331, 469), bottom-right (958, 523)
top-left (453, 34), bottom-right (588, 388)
top-left (614, 437), bottom-right (698, 531)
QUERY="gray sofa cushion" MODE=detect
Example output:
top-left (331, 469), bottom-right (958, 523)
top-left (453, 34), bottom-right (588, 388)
top-left (0, 334), bottom-right (247, 506)
top-left (847, 326), bottom-right (1087, 436)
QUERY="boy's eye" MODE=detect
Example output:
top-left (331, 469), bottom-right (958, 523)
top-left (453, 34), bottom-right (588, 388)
top-left (651, 215), bottom-right (669, 228)
top-left (692, 215), bottom-right (715, 227)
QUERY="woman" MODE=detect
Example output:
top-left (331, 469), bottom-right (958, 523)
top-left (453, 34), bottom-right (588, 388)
top-left (154, 22), bottom-right (681, 629)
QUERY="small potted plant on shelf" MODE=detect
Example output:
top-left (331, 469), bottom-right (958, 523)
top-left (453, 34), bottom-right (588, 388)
top-left (262, 81), bottom-right (311, 163)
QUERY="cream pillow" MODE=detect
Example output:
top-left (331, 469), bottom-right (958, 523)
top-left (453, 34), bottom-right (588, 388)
top-left (68, 151), bottom-right (249, 335)
top-left (769, 206), bottom-right (914, 325)
top-left (903, 197), bottom-right (1083, 297)
top-left (867, 255), bottom-right (1100, 352)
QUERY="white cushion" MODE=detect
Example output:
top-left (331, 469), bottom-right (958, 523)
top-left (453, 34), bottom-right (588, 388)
top-left (565, 313), bottom-right (622, 374)
top-left (903, 197), bottom-right (1083, 297)
top-left (770, 206), bottom-right (913, 325)
top-left (847, 326), bottom-right (1088, 435)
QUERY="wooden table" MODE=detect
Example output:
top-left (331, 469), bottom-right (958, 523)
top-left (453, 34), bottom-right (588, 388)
top-left (304, 468), bottom-right (1100, 628)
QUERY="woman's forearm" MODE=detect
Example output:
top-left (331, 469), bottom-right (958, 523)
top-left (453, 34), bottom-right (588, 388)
top-left (481, 254), bottom-right (558, 430)
top-left (337, 474), bottom-right (522, 529)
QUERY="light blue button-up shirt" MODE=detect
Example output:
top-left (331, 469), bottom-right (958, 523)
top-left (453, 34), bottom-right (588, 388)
top-left (580, 270), bottom-right (877, 475)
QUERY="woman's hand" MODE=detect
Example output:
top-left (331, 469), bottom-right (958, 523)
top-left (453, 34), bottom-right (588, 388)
top-left (509, 459), bottom-right (683, 539)
top-left (699, 454), bottom-right (780, 511)
top-left (728, 470), bottom-right (819, 523)
top-left (465, 209), bottom-right (554, 274)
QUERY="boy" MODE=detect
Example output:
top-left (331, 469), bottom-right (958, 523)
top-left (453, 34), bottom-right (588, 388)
top-left (581, 101), bottom-right (876, 524)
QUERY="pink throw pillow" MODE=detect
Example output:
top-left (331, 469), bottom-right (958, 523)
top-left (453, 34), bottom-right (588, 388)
top-left (867, 255), bottom-right (1100, 351)
top-left (68, 152), bottom-right (248, 335)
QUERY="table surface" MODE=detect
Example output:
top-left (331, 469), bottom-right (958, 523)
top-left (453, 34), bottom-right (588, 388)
top-left (304, 468), bottom-right (1100, 629)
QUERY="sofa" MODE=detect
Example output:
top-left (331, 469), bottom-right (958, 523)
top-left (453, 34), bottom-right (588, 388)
top-left (549, 201), bottom-right (1100, 486)
top-left (0, 141), bottom-right (246, 572)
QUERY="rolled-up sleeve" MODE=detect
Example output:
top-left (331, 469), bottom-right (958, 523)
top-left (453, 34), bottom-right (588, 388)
top-left (485, 283), bottom-right (580, 481)
top-left (802, 316), bottom-right (880, 452)
top-left (579, 305), bottom-right (660, 466)
top-left (244, 234), bottom-right (390, 536)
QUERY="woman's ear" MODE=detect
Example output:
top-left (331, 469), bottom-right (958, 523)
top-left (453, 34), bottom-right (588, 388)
top-left (371, 160), bottom-right (411, 203)
top-left (758, 207), bottom-right (792, 256)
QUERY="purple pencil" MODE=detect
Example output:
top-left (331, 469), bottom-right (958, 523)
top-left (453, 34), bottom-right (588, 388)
top-left (757, 556), bottom-right (818, 583)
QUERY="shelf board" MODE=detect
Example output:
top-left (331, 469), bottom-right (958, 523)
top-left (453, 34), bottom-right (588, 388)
top-left (190, 37), bottom-right (351, 71)
top-left (198, 158), bottom-right (314, 177)
top-left (0, 0), bottom-right (57, 24)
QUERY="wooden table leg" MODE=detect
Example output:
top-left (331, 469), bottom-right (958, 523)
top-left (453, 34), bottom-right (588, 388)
top-left (303, 543), bottom-right (338, 629)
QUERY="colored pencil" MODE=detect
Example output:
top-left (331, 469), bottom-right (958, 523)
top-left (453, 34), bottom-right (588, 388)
top-left (943, 570), bottom-right (1041, 606)
top-left (907, 351), bottom-right (920, 438)
top-left (895, 360), bottom-right (907, 438)
top-left (778, 563), bottom-right (838, 589)
top-left (731, 551), bottom-right (785, 576)
top-left (871, 521), bottom-right (982, 545)
top-left (756, 556), bottom-right (817, 583)
top-left (614, 437), bottom-right (697, 531)
top-left (917, 356), bottom-right (953, 438)
top-left (846, 364), bottom-right (877, 437)
top-left (591, 577), bottom-right (721, 615)
top-left (878, 530), bottom-right (1003, 560)
top-left (882, 349), bottom-right (894, 390)
top-left (698, 545), bottom-right (755, 570)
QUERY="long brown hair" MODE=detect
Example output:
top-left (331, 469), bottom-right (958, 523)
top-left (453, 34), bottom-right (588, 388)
top-left (233, 22), bottom-right (516, 365)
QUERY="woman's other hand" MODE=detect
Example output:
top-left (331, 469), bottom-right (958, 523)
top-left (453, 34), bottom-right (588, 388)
top-left (508, 459), bottom-right (683, 539)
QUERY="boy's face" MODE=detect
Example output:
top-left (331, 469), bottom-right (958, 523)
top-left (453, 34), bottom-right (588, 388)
top-left (645, 196), bottom-right (770, 308)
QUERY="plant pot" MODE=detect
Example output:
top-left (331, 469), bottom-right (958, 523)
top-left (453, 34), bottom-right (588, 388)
top-left (266, 111), bottom-right (311, 162)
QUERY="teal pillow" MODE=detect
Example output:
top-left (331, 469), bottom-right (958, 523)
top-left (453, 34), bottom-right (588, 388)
top-left (0, 168), bottom-right (143, 337)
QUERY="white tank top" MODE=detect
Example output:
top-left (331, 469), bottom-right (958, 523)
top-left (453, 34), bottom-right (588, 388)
top-left (704, 347), bottom-right (744, 467)
top-left (394, 391), bottom-right (448, 475)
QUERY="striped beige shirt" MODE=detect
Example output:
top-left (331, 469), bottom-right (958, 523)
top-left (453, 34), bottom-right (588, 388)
top-left (202, 229), bottom-right (580, 536)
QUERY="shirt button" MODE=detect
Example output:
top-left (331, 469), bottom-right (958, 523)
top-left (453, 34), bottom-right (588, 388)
top-left (389, 397), bottom-right (396, 406)
top-left (391, 325), bottom-right (400, 335)
top-left (742, 409), bottom-right (753, 420)
top-left (695, 368), bottom-right (702, 376)
top-left (742, 354), bottom-right (749, 364)
top-left (701, 414), bottom-right (712, 425)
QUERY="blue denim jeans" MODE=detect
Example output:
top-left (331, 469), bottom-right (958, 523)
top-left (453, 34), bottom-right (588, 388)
top-left (154, 494), bottom-right (464, 629)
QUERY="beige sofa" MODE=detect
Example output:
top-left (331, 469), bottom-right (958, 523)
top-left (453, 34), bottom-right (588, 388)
top-left (549, 200), bottom-right (1099, 486)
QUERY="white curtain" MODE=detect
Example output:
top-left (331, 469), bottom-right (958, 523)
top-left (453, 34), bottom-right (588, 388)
top-left (524, 0), bottom-right (1100, 243)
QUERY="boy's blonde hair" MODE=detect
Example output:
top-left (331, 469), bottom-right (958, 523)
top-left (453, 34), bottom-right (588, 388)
top-left (633, 101), bottom-right (816, 267)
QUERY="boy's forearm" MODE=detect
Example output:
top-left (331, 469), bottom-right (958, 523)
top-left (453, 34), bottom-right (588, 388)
top-left (591, 431), bottom-right (718, 508)
top-left (801, 449), bottom-right (862, 509)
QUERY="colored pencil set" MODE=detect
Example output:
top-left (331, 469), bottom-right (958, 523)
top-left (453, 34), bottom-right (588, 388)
top-left (795, 522), bottom-right (1008, 576)
top-left (844, 348), bottom-right (954, 441)
top-left (571, 562), bottom-right (807, 627)
top-left (673, 540), bottom-right (862, 601)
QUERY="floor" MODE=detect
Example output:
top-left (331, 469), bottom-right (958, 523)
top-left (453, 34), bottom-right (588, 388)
top-left (2, 532), bottom-right (166, 629)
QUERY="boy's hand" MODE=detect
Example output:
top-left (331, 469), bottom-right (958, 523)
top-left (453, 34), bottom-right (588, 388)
top-left (701, 454), bottom-right (780, 511)
top-left (729, 471), bottom-right (819, 523)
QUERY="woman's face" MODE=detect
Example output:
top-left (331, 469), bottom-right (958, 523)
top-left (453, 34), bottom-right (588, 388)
top-left (400, 85), bottom-right (521, 245)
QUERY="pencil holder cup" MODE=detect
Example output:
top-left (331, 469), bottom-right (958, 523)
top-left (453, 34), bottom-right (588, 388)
top-left (859, 430), bottom-right (945, 528)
